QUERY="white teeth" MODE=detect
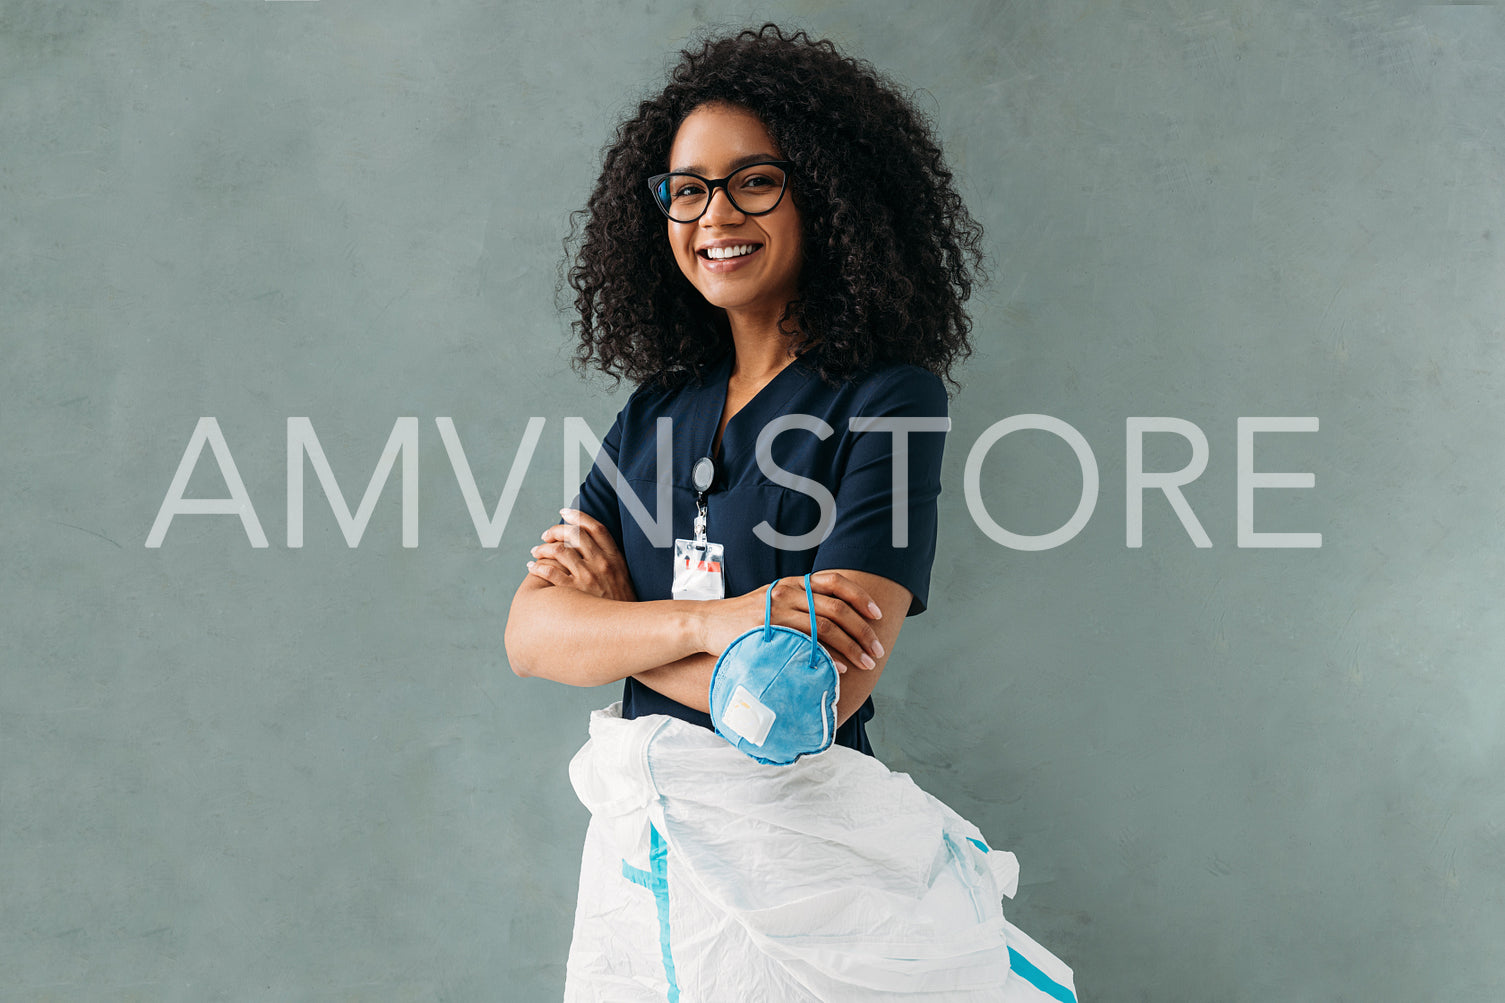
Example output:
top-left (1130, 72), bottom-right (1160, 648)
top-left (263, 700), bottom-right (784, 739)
top-left (703, 244), bottom-right (760, 260)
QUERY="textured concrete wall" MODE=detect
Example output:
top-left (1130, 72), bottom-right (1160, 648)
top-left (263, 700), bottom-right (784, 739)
top-left (4, 1), bottom-right (1502, 999)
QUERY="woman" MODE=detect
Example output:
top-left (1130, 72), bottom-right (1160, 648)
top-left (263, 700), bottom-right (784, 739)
top-left (505, 24), bottom-right (1077, 1002)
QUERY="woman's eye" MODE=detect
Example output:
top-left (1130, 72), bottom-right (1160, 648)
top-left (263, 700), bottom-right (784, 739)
top-left (672, 181), bottom-right (705, 198)
top-left (739, 174), bottom-right (775, 189)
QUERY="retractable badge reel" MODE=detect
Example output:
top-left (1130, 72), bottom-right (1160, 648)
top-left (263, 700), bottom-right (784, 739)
top-left (671, 456), bottom-right (726, 601)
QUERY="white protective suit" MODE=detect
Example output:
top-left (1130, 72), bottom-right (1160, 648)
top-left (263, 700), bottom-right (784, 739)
top-left (563, 703), bottom-right (1078, 1002)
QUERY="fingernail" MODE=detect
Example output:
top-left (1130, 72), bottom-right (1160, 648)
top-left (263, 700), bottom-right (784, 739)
top-left (872, 640), bottom-right (884, 658)
top-left (868, 602), bottom-right (882, 618)
top-left (559, 508), bottom-right (574, 517)
top-left (530, 546), bottom-right (539, 556)
top-left (835, 661), bottom-right (848, 674)
top-left (526, 560), bottom-right (535, 569)
top-left (860, 653), bottom-right (876, 670)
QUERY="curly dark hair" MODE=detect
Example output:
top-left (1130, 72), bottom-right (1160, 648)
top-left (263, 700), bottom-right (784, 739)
top-left (560, 23), bottom-right (988, 394)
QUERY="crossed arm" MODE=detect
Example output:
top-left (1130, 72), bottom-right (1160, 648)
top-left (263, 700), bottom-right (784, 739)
top-left (502, 509), bottom-right (911, 727)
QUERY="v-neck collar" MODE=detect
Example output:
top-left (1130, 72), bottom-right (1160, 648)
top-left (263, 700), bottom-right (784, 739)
top-left (701, 348), bottom-right (811, 467)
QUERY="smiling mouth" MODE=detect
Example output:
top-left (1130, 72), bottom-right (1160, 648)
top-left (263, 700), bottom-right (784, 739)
top-left (698, 244), bottom-right (764, 260)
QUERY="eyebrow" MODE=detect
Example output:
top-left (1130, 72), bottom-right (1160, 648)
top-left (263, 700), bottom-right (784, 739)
top-left (669, 152), bottom-right (782, 176)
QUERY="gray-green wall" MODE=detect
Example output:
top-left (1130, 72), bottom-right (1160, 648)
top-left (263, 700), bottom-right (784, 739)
top-left (5, 1), bottom-right (1502, 999)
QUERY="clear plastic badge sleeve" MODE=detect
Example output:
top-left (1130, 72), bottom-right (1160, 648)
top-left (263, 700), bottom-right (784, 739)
top-left (671, 538), bottom-right (725, 600)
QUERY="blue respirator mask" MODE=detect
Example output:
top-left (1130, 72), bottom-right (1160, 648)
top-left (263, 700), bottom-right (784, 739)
top-left (708, 574), bottom-right (841, 766)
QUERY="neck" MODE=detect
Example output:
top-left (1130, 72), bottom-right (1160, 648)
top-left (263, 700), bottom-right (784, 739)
top-left (724, 306), bottom-right (800, 382)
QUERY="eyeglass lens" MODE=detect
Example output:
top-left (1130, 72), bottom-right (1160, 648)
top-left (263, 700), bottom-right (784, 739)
top-left (656, 164), bottom-right (787, 222)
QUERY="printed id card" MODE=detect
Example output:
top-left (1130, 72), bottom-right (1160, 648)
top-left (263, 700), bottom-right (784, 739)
top-left (672, 538), bottom-right (725, 601)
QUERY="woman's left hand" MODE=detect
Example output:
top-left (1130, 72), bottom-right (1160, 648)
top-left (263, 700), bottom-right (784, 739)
top-left (527, 508), bottom-right (638, 602)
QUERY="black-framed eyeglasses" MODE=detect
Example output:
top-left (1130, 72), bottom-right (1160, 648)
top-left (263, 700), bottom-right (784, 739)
top-left (646, 160), bottom-right (794, 223)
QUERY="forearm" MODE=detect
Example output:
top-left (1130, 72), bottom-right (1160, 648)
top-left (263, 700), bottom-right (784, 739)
top-left (632, 638), bottom-right (889, 727)
top-left (635, 650), bottom-right (880, 725)
top-left (632, 652), bottom-right (717, 714)
top-left (626, 571), bottom-right (910, 727)
top-left (508, 558), bottom-right (903, 731)
top-left (505, 581), bottom-right (705, 686)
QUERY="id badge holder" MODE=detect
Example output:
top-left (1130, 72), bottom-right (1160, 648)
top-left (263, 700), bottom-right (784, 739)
top-left (672, 538), bottom-right (724, 601)
top-left (672, 456), bottom-right (726, 601)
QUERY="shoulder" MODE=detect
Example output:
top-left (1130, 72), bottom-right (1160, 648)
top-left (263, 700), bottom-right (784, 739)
top-left (610, 366), bottom-right (711, 422)
top-left (786, 360), bottom-right (948, 428)
top-left (843, 363), bottom-right (948, 418)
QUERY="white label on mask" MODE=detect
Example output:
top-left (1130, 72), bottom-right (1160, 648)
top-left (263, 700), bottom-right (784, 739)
top-left (722, 685), bottom-right (776, 747)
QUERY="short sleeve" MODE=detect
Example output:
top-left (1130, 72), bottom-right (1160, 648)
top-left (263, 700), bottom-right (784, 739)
top-left (810, 367), bottom-right (948, 616)
top-left (564, 406), bottom-right (627, 551)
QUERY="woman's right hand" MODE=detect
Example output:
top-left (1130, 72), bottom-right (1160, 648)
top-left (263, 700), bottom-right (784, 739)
top-left (695, 571), bottom-right (887, 675)
top-left (527, 508), bottom-right (638, 603)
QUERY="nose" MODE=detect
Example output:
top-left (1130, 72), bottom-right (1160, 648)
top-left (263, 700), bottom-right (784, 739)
top-left (700, 184), bottom-right (745, 224)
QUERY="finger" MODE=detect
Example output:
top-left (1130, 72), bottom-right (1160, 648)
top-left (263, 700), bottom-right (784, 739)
top-left (810, 570), bottom-right (883, 620)
top-left (531, 541), bottom-right (587, 578)
top-left (541, 523), bottom-right (601, 561)
top-left (541, 526), bottom-right (628, 591)
top-left (546, 515), bottom-right (625, 570)
top-left (526, 558), bottom-right (571, 585)
top-left (771, 582), bottom-right (877, 670)
top-left (811, 614), bottom-right (878, 672)
top-left (560, 508), bottom-right (626, 560)
top-left (811, 591), bottom-right (884, 661)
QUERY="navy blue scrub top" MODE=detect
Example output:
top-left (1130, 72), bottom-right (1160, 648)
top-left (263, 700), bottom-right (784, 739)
top-left (567, 348), bottom-right (949, 757)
